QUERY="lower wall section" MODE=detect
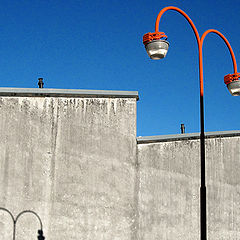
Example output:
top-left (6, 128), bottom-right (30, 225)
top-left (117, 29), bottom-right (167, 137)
top-left (137, 137), bottom-right (240, 240)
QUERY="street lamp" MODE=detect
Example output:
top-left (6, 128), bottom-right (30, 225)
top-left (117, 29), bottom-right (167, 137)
top-left (0, 207), bottom-right (45, 240)
top-left (224, 73), bottom-right (240, 96)
top-left (143, 32), bottom-right (169, 59)
top-left (142, 6), bottom-right (240, 240)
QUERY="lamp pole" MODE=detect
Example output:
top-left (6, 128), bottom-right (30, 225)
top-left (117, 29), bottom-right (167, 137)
top-left (142, 6), bottom-right (240, 240)
top-left (0, 207), bottom-right (45, 240)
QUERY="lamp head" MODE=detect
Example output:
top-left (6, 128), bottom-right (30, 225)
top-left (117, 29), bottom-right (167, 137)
top-left (143, 32), bottom-right (169, 60)
top-left (224, 73), bottom-right (240, 96)
top-left (38, 230), bottom-right (45, 240)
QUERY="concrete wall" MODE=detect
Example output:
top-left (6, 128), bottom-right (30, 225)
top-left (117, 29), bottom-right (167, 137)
top-left (0, 93), bottom-right (138, 240)
top-left (137, 136), bottom-right (240, 240)
top-left (0, 88), bottom-right (240, 240)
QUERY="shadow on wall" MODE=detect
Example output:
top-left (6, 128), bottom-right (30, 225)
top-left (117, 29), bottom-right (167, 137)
top-left (0, 207), bottom-right (45, 240)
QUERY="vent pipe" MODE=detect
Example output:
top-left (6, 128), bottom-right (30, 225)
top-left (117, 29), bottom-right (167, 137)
top-left (181, 124), bottom-right (185, 134)
top-left (38, 78), bottom-right (44, 88)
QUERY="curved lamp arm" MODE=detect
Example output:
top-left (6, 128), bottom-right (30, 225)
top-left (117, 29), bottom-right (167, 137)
top-left (0, 208), bottom-right (16, 240)
top-left (200, 29), bottom-right (240, 96)
top-left (15, 210), bottom-right (43, 230)
top-left (155, 6), bottom-right (201, 44)
top-left (201, 29), bottom-right (238, 73)
top-left (0, 207), bottom-right (15, 223)
top-left (151, 6), bottom-right (205, 96)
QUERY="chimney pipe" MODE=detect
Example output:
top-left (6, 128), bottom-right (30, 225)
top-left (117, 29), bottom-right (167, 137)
top-left (181, 124), bottom-right (185, 134)
top-left (38, 78), bottom-right (44, 88)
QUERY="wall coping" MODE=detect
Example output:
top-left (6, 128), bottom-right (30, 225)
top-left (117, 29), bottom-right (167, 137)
top-left (0, 87), bottom-right (139, 100)
top-left (137, 130), bottom-right (240, 144)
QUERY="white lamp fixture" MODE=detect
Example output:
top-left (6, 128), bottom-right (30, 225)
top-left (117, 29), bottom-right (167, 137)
top-left (145, 39), bottom-right (169, 60)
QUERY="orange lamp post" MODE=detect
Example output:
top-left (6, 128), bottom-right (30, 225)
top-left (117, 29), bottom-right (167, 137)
top-left (143, 6), bottom-right (240, 240)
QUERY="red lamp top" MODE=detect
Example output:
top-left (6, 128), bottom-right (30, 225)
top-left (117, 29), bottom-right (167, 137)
top-left (224, 73), bottom-right (240, 85)
top-left (143, 32), bottom-right (168, 45)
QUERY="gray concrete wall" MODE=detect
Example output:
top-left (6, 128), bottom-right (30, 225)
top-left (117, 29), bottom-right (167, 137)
top-left (1, 89), bottom-right (240, 240)
top-left (137, 136), bottom-right (240, 240)
top-left (0, 95), bottom-right (137, 240)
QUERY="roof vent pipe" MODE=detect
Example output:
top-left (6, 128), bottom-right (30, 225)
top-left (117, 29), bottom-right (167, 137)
top-left (181, 123), bottom-right (185, 134)
top-left (38, 78), bottom-right (44, 88)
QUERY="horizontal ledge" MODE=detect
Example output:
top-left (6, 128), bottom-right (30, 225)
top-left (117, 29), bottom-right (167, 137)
top-left (0, 88), bottom-right (139, 100)
top-left (137, 130), bottom-right (240, 144)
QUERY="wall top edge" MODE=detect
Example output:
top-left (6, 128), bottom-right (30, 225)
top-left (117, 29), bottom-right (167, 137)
top-left (137, 130), bottom-right (240, 144)
top-left (0, 87), bottom-right (139, 100)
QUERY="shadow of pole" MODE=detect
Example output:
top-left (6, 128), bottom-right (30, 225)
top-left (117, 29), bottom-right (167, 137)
top-left (0, 207), bottom-right (45, 240)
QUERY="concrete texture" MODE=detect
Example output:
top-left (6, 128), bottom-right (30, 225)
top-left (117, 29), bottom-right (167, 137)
top-left (137, 136), bottom-right (240, 240)
top-left (0, 94), bottom-right (137, 240)
top-left (0, 88), bottom-right (240, 240)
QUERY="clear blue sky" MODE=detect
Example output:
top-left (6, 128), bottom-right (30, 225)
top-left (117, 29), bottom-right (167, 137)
top-left (0, 0), bottom-right (239, 136)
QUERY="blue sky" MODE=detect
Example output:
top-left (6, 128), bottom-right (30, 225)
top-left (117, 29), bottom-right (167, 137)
top-left (0, 0), bottom-right (239, 136)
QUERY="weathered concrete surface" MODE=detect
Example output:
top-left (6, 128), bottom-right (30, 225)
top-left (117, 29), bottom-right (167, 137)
top-left (0, 96), bottom-right (137, 240)
top-left (1, 89), bottom-right (240, 240)
top-left (137, 137), bottom-right (240, 240)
